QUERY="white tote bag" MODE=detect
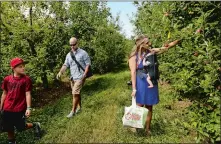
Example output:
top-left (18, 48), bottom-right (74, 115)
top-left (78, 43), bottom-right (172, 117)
top-left (122, 97), bottom-right (149, 129)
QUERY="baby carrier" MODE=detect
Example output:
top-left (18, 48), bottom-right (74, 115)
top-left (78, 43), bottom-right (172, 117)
top-left (127, 50), bottom-right (160, 86)
top-left (143, 52), bottom-right (159, 85)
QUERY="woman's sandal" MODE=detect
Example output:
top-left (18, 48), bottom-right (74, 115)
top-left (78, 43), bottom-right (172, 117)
top-left (146, 130), bottom-right (151, 137)
top-left (128, 128), bottom-right (137, 133)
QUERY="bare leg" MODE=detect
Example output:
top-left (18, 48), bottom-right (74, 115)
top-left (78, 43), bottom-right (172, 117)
top-left (26, 123), bottom-right (33, 129)
top-left (72, 94), bottom-right (80, 112)
top-left (71, 81), bottom-right (81, 111)
top-left (73, 97), bottom-right (81, 109)
top-left (145, 105), bottom-right (153, 135)
top-left (8, 131), bottom-right (15, 143)
top-left (76, 78), bottom-right (85, 110)
top-left (78, 78), bottom-right (86, 109)
top-left (79, 96), bottom-right (81, 109)
top-left (147, 75), bottom-right (153, 88)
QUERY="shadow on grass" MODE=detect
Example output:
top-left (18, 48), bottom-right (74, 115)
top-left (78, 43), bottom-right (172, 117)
top-left (40, 129), bottom-right (47, 139)
top-left (136, 119), bottom-right (166, 137)
top-left (151, 119), bottom-right (166, 136)
top-left (82, 77), bottom-right (113, 97)
top-left (111, 63), bottom-right (128, 74)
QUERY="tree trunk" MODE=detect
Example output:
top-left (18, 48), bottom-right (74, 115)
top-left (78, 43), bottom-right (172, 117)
top-left (41, 66), bottom-right (49, 89)
top-left (28, 3), bottom-right (37, 56)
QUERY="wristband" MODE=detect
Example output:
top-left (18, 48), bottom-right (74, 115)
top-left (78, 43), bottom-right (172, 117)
top-left (27, 107), bottom-right (32, 110)
top-left (132, 89), bottom-right (137, 92)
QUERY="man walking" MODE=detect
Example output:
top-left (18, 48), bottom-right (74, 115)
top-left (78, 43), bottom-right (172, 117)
top-left (57, 37), bottom-right (91, 118)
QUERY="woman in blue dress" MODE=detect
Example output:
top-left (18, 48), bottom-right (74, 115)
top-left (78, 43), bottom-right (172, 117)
top-left (128, 35), bottom-right (179, 135)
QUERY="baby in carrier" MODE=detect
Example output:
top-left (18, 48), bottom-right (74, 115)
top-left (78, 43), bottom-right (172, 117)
top-left (143, 53), bottom-right (154, 88)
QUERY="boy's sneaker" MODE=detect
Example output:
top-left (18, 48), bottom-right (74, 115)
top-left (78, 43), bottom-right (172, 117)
top-left (66, 111), bottom-right (75, 118)
top-left (8, 139), bottom-right (16, 144)
top-left (8, 141), bottom-right (16, 144)
top-left (34, 122), bottom-right (41, 139)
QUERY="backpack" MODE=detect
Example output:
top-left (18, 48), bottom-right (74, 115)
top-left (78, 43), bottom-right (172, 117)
top-left (143, 53), bottom-right (159, 85)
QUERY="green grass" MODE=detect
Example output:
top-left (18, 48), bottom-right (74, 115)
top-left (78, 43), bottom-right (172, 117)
top-left (0, 70), bottom-right (196, 143)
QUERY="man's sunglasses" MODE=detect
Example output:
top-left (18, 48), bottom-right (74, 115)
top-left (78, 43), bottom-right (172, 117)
top-left (70, 43), bottom-right (77, 46)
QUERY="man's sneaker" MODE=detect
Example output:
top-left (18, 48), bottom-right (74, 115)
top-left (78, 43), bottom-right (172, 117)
top-left (66, 111), bottom-right (75, 118)
top-left (34, 122), bottom-right (41, 139)
top-left (75, 108), bottom-right (81, 114)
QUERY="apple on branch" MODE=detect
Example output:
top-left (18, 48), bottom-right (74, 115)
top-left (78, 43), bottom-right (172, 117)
top-left (164, 12), bottom-right (170, 17)
top-left (193, 52), bottom-right (199, 57)
top-left (195, 28), bottom-right (203, 34)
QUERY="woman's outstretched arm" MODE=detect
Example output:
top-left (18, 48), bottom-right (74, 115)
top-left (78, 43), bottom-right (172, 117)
top-left (129, 55), bottom-right (137, 96)
top-left (151, 40), bottom-right (180, 54)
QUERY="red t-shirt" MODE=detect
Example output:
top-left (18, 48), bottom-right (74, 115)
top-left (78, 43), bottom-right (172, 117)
top-left (1, 75), bottom-right (32, 112)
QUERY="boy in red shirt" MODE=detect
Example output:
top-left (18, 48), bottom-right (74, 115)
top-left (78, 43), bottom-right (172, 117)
top-left (0, 58), bottom-right (41, 144)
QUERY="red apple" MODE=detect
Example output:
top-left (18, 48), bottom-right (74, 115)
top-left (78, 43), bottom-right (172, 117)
top-left (164, 12), bottom-right (169, 17)
top-left (195, 29), bottom-right (203, 34)
top-left (164, 43), bottom-right (169, 47)
top-left (164, 44), bottom-right (169, 47)
top-left (193, 52), bottom-right (199, 57)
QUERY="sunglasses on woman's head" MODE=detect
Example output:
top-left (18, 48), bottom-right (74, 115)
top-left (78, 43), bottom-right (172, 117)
top-left (70, 43), bottom-right (77, 47)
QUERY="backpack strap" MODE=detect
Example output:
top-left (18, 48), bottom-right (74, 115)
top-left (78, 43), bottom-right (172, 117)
top-left (70, 51), bottom-right (85, 72)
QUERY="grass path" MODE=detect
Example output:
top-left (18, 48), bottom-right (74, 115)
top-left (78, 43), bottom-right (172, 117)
top-left (0, 70), bottom-right (196, 143)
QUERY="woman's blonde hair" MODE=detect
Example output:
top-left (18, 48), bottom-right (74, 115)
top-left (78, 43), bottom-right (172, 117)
top-left (128, 35), bottom-right (148, 59)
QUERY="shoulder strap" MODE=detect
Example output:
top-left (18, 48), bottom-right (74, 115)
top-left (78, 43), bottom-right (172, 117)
top-left (70, 51), bottom-right (85, 72)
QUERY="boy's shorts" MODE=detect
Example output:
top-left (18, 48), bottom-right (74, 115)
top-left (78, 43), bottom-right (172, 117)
top-left (70, 78), bottom-right (85, 95)
top-left (2, 111), bottom-right (26, 132)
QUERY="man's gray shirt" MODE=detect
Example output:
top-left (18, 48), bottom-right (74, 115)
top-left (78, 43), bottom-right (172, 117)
top-left (63, 48), bottom-right (91, 80)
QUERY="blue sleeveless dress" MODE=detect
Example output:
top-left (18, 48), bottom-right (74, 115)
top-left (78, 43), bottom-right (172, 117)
top-left (136, 54), bottom-right (159, 105)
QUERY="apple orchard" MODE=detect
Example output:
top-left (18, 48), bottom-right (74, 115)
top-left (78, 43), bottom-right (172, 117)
top-left (134, 1), bottom-right (220, 143)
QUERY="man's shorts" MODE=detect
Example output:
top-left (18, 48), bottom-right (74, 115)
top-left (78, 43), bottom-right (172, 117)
top-left (70, 78), bottom-right (85, 95)
top-left (2, 111), bottom-right (26, 132)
